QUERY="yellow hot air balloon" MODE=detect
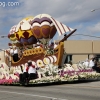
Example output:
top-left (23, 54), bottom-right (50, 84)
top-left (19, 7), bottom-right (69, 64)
top-left (15, 16), bottom-right (37, 45)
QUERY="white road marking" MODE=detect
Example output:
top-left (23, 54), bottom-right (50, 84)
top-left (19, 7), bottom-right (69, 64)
top-left (0, 90), bottom-right (68, 100)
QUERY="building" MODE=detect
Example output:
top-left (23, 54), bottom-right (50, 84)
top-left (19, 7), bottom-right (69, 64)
top-left (64, 40), bottom-right (100, 63)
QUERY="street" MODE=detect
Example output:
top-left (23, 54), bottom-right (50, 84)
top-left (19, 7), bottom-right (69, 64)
top-left (0, 80), bottom-right (100, 100)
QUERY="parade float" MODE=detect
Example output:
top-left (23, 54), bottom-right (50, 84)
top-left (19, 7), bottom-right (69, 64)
top-left (0, 14), bottom-right (100, 86)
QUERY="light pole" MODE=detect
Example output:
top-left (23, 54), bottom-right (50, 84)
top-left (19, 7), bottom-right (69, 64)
top-left (91, 8), bottom-right (100, 12)
top-left (0, 35), bottom-right (8, 38)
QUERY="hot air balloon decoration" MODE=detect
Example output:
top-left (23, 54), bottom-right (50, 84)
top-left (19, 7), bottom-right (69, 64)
top-left (15, 17), bottom-right (37, 45)
top-left (31, 14), bottom-right (57, 44)
top-left (8, 25), bottom-right (17, 41)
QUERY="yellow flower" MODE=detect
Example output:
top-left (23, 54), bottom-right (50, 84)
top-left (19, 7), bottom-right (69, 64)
top-left (43, 57), bottom-right (50, 65)
top-left (36, 60), bottom-right (44, 68)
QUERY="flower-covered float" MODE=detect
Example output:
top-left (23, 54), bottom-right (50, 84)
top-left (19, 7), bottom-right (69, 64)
top-left (0, 14), bottom-right (100, 86)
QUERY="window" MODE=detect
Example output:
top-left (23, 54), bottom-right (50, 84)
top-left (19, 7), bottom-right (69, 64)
top-left (64, 55), bottom-right (72, 63)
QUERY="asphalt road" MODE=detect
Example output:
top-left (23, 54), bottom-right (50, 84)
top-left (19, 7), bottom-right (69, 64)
top-left (0, 81), bottom-right (100, 100)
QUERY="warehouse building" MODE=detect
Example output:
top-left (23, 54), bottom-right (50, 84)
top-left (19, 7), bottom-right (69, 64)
top-left (64, 40), bottom-right (100, 63)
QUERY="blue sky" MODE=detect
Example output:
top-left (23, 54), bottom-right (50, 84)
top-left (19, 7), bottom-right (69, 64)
top-left (0, 0), bottom-right (100, 49)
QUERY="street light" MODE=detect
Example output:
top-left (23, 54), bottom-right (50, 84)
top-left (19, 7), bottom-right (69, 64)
top-left (0, 35), bottom-right (8, 38)
top-left (91, 8), bottom-right (100, 12)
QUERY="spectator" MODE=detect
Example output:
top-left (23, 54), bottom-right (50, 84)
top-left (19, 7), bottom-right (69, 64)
top-left (92, 57), bottom-right (100, 73)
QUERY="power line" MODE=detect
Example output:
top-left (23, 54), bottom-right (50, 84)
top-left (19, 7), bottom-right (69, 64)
top-left (72, 34), bottom-right (100, 38)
